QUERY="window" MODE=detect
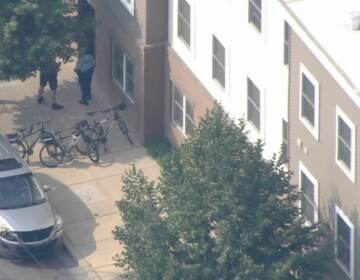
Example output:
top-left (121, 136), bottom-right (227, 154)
top-left (284, 21), bottom-right (290, 65)
top-left (120, 0), bottom-right (134, 15)
top-left (178, 0), bottom-right (191, 47)
top-left (247, 78), bottom-right (261, 131)
top-left (212, 36), bottom-right (226, 88)
top-left (171, 83), bottom-right (194, 136)
top-left (299, 162), bottom-right (318, 223)
top-left (185, 100), bottom-right (194, 135)
top-left (112, 41), bottom-right (135, 99)
top-left (335, 205), bottom-right (354, 279)
top-left (249, 0), bottom-right (262, 32)
top-left (282, 119), bottom-right (288, 162)
top-left (299, 64), bottom-right (319, 140)
top-left (336, 107), bottom-right (356, 182)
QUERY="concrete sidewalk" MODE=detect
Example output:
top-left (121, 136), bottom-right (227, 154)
top-left (0, 62), bottom-right (161, 279)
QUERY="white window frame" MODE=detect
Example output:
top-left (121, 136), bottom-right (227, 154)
top-left (335, 205), bottom-right (355, 280)
top-left (298, 162), bottom-right (319, 224)
top-left (120, 0), bottom-right (134, 15)
top-left (171, 81), bottom-right (194, 136)
top-left (112, 41), bottom-right (135, 103)
top-left (335, 106), bottom-right (356, 183)
top-left (299, 63), bottom-right (320, 141)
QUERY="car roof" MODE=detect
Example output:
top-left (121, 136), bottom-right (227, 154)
top-left (0, 134), bottom-right (31, 178)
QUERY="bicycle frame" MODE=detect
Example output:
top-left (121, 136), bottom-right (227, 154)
top-left (21, 128), bottom-right (44, 154)
top-left (97, 117), bottom-right (116, 139)
top-left (58, 133), bottom-right (82, 156)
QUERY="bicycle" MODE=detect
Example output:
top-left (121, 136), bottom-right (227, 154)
top-left (5, 120), bottom-right (52, 162)
top-left (85, 103), bottom-right (133, 152)
top-left (39, 120), bottom-right (99, 168)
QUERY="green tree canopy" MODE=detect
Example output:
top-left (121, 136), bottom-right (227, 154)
top-left (0, 0), bottom-right (91, 80)
top-left (114, 104), bottom-right (331, 280)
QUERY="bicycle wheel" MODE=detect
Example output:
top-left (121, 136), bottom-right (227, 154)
top-left (87, 141), bottom-right (99, 163)
top-left (118, 120), bottom-right (134, 145)
top-left (11, 142), bottom-right (26, 158)
top-left (39, 143), bottom-right (64, 168)
top-left (75, 127), bottom-right (99, 155)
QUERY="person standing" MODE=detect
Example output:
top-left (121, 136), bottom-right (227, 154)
top-left (37, 60), bottom-right (64, 110)
top-left (75, 54), bottom-right (95, 105)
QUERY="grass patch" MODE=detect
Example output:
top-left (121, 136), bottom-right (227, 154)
top-left (145, 138), bottom-right (172, 168)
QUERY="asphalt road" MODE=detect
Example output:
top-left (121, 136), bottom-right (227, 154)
top-left (0, 244), bottom-right (97, 280)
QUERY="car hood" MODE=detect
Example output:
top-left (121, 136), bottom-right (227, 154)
top-left (0, 202), bottom-right (54, 232)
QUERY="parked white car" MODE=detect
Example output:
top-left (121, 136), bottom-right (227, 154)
top-left (0, 134), bottom-right (63, 258)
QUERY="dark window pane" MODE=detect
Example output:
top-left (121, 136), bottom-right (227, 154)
top-left (301, 173), bottom-right (314, 202)
top-left (173, 103), bottom-right (183, 127)
top-left (282, 119), bottom-right (288, 143)
top-left (336, 214), bottom-right (351, 272)
top-left (338, 139), bottom-right (351, 169)
top-left (113, 44), bottom-right (124, 87)
top-left (186, 100), bottom-right (193, 118)
top-left (185, 117), bottom-right (194, 135)
top-left (284, 22), bottom-right (290, 65)
top-left (174, 86), bottom-right (183, 105)
top-left (213, 37), bottom-right (225, 65)
top-left (301, 96), bottom-right (315, 126)
top-left (247, 78), bottom-right (261, 130)
top-left (248, 102), bottom-right (260, 130)
top-left (301, 195), bottom-right (314, 222)
top-left (213, 59), bottom-right (225, 88)
top-left (253, 0), bottom-right (261, 9)
top-left (249, 0), bottom-right (262, 31)
top-left (178, 0), bottom-right (191, 46)
top-left (302, 74), bottom-right (315, 103)
top-left (172, 85), bottom-right (184, 129)
top-left (248, 79), bottom-right (260, 107)
top-left (284, 21), bottom-right (290, 41)
top-left (126, 76), bottom-right (134, 96)
top-left (339, 118), bottom-right (351, 147)
top-left (212, 36), bottom-right (226, 88)
top-left (337, 215), bottom-right (351, 246)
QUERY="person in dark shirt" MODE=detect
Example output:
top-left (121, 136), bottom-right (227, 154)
top-left (37, 60), bottom-right (64, 110)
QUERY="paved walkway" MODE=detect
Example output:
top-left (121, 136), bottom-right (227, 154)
top-left (0, 62), bottom-right (161, 279)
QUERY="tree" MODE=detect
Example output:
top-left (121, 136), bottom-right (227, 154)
top-left (114, 104), bottom-right (331, 280)
top-left (0, 0), bottom-right (93, 81)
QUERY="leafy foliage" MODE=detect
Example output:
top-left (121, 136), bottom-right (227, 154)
top-left (114, 103), bottom-right (331, 280)
top-left (0, 0), bottom-right (93, 80)
top-left (145, 138), bottom-right (172, 168)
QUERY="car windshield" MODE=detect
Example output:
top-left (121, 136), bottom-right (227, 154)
top-left (0, 174), bottom-right (46, 209)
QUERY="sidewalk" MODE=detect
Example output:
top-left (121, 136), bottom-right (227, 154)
top-left (0, 62), bottom-right (161, 280)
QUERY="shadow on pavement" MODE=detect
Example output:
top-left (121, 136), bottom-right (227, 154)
top-left (33, 173), bottom-right (97, 260)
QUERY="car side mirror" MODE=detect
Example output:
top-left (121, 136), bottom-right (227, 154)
top-left (44, 185), bottom-right (56, 192)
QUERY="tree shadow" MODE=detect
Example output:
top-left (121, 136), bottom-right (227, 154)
top-left (0, 68), bottom-right (143, 171)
